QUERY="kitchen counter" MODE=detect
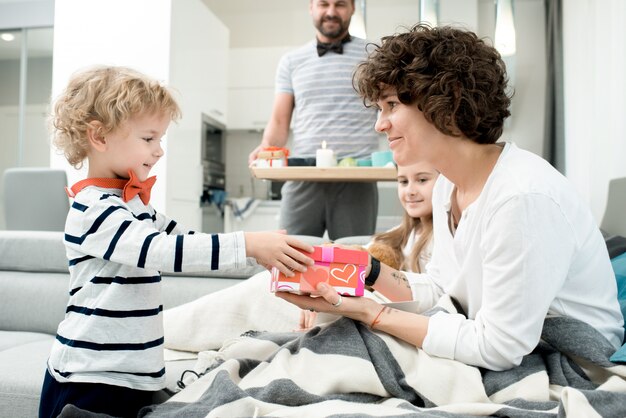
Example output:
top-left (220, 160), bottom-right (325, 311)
top-left (224, 199), bottom-right (281, 233)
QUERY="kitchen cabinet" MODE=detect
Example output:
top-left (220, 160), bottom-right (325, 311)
top-left (227, 47), bottom-right (291, 130)
top-left (224, 200), bottom-right (281, 233)
top-left (169, 4), bottom-right (229, 127)
top-left (166, 0), bottom-right (229, 230)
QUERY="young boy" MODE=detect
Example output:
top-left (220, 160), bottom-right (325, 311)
top-left (39, 65), bottom-right (314, 417)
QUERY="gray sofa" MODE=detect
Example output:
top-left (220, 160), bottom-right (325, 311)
top-left (0, 230), bottom-right (268, 418)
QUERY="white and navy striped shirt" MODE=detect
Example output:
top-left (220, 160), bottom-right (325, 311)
top-left (276, 37), bottom-right (381, 159)
top-left (47, 185), bottom-right (247, 390)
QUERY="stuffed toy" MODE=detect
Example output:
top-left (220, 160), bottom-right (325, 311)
top-left (367, 241), bottom-right (402, 271)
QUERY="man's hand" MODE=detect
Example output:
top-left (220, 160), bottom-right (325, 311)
top-left (248, 143), bottom-right (264, 166)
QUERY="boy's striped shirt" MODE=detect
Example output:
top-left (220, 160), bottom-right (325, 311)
top-left (47, 185), bottom-right (247, 390)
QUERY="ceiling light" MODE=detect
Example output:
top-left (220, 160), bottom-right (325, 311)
top-left (1, 33), bottom-right (16, 42)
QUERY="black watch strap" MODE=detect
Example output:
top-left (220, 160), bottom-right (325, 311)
top-left (365, 256), bottom-right (381, 287)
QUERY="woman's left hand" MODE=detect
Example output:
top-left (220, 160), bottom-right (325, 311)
top-left (276, 282), bottom-right (380, 324)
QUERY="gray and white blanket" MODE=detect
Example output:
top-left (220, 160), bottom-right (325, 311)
top-left (140, 301), bottom-right (626, 418)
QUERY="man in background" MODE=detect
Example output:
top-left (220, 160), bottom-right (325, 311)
top-left (248, 0), bottom-right (381, 240)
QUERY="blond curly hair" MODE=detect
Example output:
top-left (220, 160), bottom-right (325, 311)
top-left (50, 66), bottom-right (182, 168)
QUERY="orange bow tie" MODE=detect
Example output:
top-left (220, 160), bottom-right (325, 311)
top-left (66, 170), bottom-right (156, 205)
top-left (122, 170), bottom-right (156, 205)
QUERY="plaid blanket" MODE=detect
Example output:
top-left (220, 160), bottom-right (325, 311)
top-left (139, 298), bottom-right (626, 418)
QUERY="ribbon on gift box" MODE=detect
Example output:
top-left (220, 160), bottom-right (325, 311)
top-left (321, 246), bottom-right (334, 263)
top-left (312, 246), bottom-right (369, 265)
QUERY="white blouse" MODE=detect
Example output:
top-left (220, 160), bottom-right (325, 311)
top-left (406, 142), bottom-right (624, 370)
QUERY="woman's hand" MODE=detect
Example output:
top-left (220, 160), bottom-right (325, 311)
top-left (244, 231), bottom-right (314, 276)
top-left (276, 282), bottom-right (382, 325)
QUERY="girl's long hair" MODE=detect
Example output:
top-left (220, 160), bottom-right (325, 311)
top-left (372, 211), bottom-right (433, 273)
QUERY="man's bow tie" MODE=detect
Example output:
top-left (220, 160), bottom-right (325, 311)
top-left (122, 170), bottom-right (156, 205)
top-left (65, 170), bottom-right (156, 205)
top-left (316, 35), bottom-right (352, 57)
top-left (317, 41), bottom-right (344, 56)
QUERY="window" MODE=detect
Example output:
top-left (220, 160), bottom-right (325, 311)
top-left (0, 26), bottom-right (53, 228)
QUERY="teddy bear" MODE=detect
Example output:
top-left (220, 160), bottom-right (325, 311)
top-left (366, 241), bottom-right (402, 271)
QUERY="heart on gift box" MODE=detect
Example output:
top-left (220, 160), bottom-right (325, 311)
top-left (301, 265), bottom-right (330, 292)
top-left (330, 264), bottom-right (357, 284)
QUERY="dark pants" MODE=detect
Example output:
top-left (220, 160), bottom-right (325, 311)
top-left (39, 369), bottom-right (170, 418)
top-left (279, 181), bottom-right (378, 240)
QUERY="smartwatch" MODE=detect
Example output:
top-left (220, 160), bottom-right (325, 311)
top-left (364, 256), bottom-right (381, 287)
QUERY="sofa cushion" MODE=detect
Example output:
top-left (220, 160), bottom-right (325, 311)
top-left (334, 235), bottom-right (373, 246)
top-left (610, 252), bottom-right (626, 335)
top-left (0, 337), bottom-right (54, 418)
top-left (0, 330), bottom-right (52, 351)
top-left (0, 271), bottom-right (69, 335)
top-left (0, 231), bottom-right (67, 273)
top-left (0, 335), bottom-right (191, 416)
top-left (606, 234), bottom-right (626, 259)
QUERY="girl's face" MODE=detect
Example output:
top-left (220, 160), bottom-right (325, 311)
top-left (374, 86), bottom-right (444, 167)
top-left (396, 161), bottom-right (438, 221)
top-left (102, 112), bottom-right (170, 181)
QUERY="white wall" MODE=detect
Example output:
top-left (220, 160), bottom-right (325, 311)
top-left (498, 0), bottom-right (546, 158)
top-left (563, 0), bottom-right (626, 222)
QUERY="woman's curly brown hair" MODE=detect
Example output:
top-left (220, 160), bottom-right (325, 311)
top-left (354, 24), bottom-right (512, 144)
top-left (50, 66), bottom-right (181, 168)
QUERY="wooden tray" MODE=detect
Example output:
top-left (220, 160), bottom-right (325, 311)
top-left (250, 166), bottom-right (397, 182)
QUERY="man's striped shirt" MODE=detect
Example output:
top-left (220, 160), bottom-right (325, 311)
top-left (276, 36), bottom-right (381, 159)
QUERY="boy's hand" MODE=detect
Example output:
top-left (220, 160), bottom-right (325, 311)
top-left (244, 230), bottom-right (314, 276)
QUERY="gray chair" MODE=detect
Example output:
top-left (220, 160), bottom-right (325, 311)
top-left (601, 177), bottom-right (626, 237)
top-left (3, 167), bottom-right (70, 231)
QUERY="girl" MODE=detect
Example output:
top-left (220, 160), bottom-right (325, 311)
top-left (370, 161), bottom-right (438, 274)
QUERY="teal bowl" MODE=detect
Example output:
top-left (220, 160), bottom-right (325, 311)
top-left (371, 151), bottom-right (394, 167)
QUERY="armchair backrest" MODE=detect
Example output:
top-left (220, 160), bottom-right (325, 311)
top-left (601, 177), bottom-right (626, 237)
top-left (3, 167), bottom-right (70, 231)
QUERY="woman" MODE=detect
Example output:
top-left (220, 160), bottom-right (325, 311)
top-left (278, 24), bottom-right (624, 371)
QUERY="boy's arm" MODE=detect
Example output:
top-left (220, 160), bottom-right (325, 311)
top-left (66, 198), bottom-right (247, 273)
top-left (154, 210), bottom-right (193, 235)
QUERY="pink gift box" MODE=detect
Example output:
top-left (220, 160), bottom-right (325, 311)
top-left (270, 245), bottom-right (368, 296)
